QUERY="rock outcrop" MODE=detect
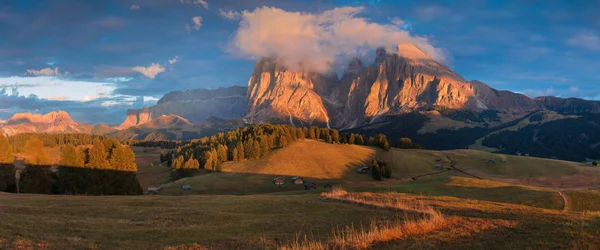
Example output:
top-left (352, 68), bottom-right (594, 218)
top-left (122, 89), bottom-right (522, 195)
top-left (246, 43), bottom-right (546, 129)
top-left (245, 58), bottom-right (338, 127)
top-left (118, 86), bottom-right (247, 129)
top-left (0, 111), bottom-right (93, 136)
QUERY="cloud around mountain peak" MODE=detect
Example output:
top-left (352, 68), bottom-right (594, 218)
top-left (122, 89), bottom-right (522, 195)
top-left (230, 6), bottom-right (446, 73)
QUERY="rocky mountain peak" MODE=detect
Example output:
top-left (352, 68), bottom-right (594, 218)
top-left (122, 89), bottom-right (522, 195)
top-left (396, 43), bottom-right (432, 60)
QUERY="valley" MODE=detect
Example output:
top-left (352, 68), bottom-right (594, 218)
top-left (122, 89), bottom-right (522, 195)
top-left (2, 139), bottom-right (600, 249)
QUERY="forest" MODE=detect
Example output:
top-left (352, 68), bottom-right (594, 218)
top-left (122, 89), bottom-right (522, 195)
top-left (0, 133), bottom-right (142, 195)
top-left (160, 124), bottom-right (420, 180)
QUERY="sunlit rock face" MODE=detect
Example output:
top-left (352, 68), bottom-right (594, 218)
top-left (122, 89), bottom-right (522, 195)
top-left (0, 111), bottom-right (93, 136)
top-left (118, 86), bottom-right (247, 129)
top-left (245, 57), bottom-right (338, 127)
top-left (246, 43), bottom-right (542, 129)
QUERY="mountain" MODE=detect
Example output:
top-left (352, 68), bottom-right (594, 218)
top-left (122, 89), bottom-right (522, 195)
top-left (245, 57), bottom-right (337, 127)
top-left (118, 86), bottom-right (247, 129)
top-left (245, 43), bottom-right (543, 129)
top-left (107, 114), bottom-right (247, 141)
top-left (0, 111), bottom-right (92, 136)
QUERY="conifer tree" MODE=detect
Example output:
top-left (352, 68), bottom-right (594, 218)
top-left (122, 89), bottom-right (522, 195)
top-left (23, 138), bottom-right (51, 166)
top-left (109, 144), bottom-right (137, 171)
top-left (217, 144), bottom-right (228, 163)
top-left (172, 155), bottom-right (185, 169)
top-left (0, 133), bottom-right (13, 165)
top-left (232, 148), bottom-right (239, 161)
top-left (236, 142), bottom-right (245, 160)
top-left (372, 162), bottom-right (382, 181)
top-left (349, 134), bottom-right (356, 145)
top-left (86, 139), bottom-right (110, 169)
top-left (59, 145), bottom-right (85, 167)
top-left (259, 137), bottom-right (269, 157)
top-left (184, 157), bottom-right (200, 169)
top-left (331, 129), bottom-right (340, 143)
top-left (309, 129), bottom-right (316, 139)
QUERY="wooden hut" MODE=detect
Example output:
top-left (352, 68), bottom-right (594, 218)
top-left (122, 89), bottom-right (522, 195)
top-left (292, 176), bottom-right (304, 184)
top-left (273, 177), bottom-right (286, 185)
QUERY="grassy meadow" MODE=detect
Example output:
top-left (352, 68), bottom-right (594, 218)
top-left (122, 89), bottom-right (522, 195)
top-left (3, 139), bottom-right (600, 249)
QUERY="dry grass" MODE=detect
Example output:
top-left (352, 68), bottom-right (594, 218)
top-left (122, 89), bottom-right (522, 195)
top-left (221, 140), bottom-right (375, 179)
top-left (281, 187), bottom-right (447, 250)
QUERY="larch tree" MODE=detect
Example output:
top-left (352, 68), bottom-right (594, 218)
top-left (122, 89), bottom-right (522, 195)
top-left (0, 133), bottom-right (13, 165)
top-left (109, 144), bottom-right (137, 172)
top-left (86, 139), bottom-right (110, 169)
top-left (59, 145), bottom-right (85, 167)
top-left (184, 157), bottom-right (200, 169)
top-left (22, 138), bottom-right (52, 166)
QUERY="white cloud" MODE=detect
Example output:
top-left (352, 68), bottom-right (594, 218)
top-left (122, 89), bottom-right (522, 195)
top-left (219, 9), bottom-right (241, 20)
top-left (169, 56), bottom-right (179, 64)
top-left (25, 67), bottom-right (61, 76)
top-left (46, 96), bottom-right (68, 101)
top-left (390, 17), bottom-right (405, 26)
top-left (131, 63), bottom-right (165, 79)
top-left (567, 31), bottom-right (600, 51)
top-left (82, 96), bottom-right (95, 102)
top-left (192, 16), bottom-right (202, 30)
top-left (130, 5), bottom-right (140, 10)
top-left (230, 6), bottom-right (445, 73)
top-left (180, 0), bottom-right (208, 9)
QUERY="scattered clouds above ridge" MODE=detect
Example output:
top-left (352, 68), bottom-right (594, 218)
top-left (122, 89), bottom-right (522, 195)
top-left (25, 67), bottom-right (61, 76)
top-left (567, 31), bottom-right (600, 51)
top-left (131, 63), bottom-right (165, 79)
top-left (230, 6), bottom-right (445, 73)
top-left (180, 0), bottom-right (208, 9)
top-left (219, 9), bottom-right (241, 20)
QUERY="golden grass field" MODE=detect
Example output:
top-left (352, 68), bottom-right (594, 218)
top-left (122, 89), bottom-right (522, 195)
top-left (3, 140), bottom-right (600, 249)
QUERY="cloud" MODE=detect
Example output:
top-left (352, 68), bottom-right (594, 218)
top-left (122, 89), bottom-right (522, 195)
top-left (130, 5), bottom-right (140, 10)
top-left (169, 56), bottom-right (179, 64)
top-left (82, 96), bottom-right (95, 102)
top-left (230, 6), bottom-right (445, 73)
top-left (180, 0), bottom-right (208, 9)
top-left (193, 16), bottom-right (202, 30)
top-left (26, 67), bottom-right (61, 76)
top-left (46, 96), bottom-right (68, 101)
top-left (390, 17), bottom-right (405, 27)
top-left (567, 31), bottom-right (600, 51)
top-left (132, 63), bottom-right (165, 79)
top-left (219, 9), bottom-right (241, 20)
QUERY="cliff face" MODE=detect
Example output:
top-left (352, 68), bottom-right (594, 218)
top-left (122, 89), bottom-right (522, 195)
top-left (245, 58), bottom-right (338, 127)
top-left (246, 43), bottom-right (544, 129)
top-left (118, 86), bottom-right (247, 129)
top-left (0, 111), bottom-right (92, 136)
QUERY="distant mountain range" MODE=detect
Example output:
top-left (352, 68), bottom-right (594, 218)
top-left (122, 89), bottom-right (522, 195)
top-left (4, 43), bottom-right (600, 161)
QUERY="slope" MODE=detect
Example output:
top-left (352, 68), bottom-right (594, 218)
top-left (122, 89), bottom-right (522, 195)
top-left (222, 139), bottom-right (376, 179)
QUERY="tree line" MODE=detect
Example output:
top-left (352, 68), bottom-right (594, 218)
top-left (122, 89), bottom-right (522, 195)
top-left (0, 133), bottom-right (142, 195)
top-left (162, 124), bottom-right (420, 180)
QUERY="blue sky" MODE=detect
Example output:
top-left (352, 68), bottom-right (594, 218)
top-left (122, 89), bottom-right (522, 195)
top-left (1, 0), bottom-right (599, 124)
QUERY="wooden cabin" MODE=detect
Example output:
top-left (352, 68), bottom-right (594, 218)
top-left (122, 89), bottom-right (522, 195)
top-left (273, 177), bottom-right (286, 185)
top-left (292, 176), bottom-right (304, 184)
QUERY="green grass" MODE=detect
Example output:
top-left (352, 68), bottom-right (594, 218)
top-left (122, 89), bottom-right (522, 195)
top-left (376, 147), bottom-right (581, 179)
top-left (353, 173), bottom-right (564, 210)
top-left (160, 172), bottom-right (342, 195)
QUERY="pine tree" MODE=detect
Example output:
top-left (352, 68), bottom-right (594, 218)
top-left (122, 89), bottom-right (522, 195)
top-left (86, 139), bottom-right (110, 169)
top-left (356, 134), bottom-right (364, 145)
top-left (383, 140), bottom-right (390, 151)
top-left (0, 133), bottom-right (13, 165)
top-left (309, 129), bottom-right (316, 139)
top-left (278, 135), bottom-right (288, 148)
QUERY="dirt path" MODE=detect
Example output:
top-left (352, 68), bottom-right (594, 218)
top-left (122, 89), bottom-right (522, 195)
top-left (558, 191), bottom-right (569, 213)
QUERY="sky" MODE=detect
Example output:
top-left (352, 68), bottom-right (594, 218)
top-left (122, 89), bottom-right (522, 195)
top-left (1, 0), bottom-right (599, 125)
